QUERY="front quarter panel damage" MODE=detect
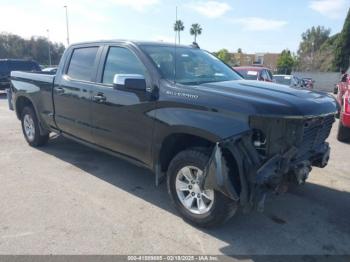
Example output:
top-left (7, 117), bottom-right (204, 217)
top-left (203, 114), bottom-right (335, 212)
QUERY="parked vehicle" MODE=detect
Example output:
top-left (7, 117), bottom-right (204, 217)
top-left (0, 59), bottom-right (41, 90)
top-left (302, 77), bottom-right (314, 89)
top-left (335, 75), bottom-right (350, 142)
top-left (295, 76), bottom-right (305, 88)
top-left (335, 74), bottom-right (349, 105)
top-left (10, 41), bottom-right (338, 227)
top-left (273, 74), bottom-right (300, 87)
top-left (338, 90), bottom-right (350, 142)
top-left (233, 66), bottom-right (273, 82)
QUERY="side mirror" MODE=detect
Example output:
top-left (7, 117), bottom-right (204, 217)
top-left (113, 74), bottom-right (146, 91)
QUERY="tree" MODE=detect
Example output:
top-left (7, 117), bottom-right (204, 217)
top-left (297, 26), bottom-right (331, 71)
top-left (190, 23), bottom-right (202, 43)
top-left (174, 20), bottom-right (185, 44)
top-left (215, 49), bottom-right (235, 66)
top-left (0, 32), bottom-right (65, 65)
top-left (277, 49), bottom-right (295, 74)
top-left (334, 8), bottom-right (350, 71)
top-left (314, 34), bottom-right (339, 72)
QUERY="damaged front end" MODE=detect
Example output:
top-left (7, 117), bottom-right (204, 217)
top-left (203, 114), bottom-right (335, 212)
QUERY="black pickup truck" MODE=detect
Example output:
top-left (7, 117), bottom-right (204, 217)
top-left (10, 41), bottom-right (338, 227)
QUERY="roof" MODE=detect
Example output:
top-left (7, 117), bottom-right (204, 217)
top-left (0, 59), bottom-right (36, 62)
top-left (233, 66), bottom-right (270, 71)
top-left (70, 40), bottom-right (194, 48)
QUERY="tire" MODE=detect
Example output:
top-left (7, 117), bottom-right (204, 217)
top-left (21, 106), bottom-right (49, 147)
top-left (167, 148), bottom-right (238, 228)
top-left (337, 121), bottom-right (350, 143)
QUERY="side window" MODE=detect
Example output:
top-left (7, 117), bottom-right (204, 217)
top-left (102, 47), bottom-right (147, 84)
top-left (67, 47), bottom-right (99, 81)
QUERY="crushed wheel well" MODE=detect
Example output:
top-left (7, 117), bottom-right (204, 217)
top-left (221, 148), bottom-right (242, 195)
top-left (159, 134), bottom-right (214, 173)
top-left (158, 133), bottom-right (242, 195)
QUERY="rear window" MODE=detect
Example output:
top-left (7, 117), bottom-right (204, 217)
top-left (67, 47), bottom-right (99, 81)
top-left (235, 69), bottom-right (259, 80)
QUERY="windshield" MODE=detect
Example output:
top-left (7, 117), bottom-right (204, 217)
top-left (235, 69), bottom-right (259, 80)
top-left (274, 75), bottom-right (292, 86)
top-left (140, 45), bottom-right (242, 85)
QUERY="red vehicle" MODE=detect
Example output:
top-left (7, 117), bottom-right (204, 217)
top-left (233, 66), bottom-right (273, 82)
top-left (335, 74), bottom-right (350, 142)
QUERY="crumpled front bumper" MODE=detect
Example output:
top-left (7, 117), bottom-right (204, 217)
top-left (203, 131), bottom-right (331, 211)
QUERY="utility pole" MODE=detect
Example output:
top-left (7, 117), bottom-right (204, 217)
top-left (175, 6), bottom-right (178, 45)
top-left (46, 29), bottom-right (52, 66)
top-left (64, 5), bottom-right (70, 46)
top-left (311, 41), bottom-right (314, 71)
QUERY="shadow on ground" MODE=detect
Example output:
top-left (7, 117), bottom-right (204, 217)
top-left (38, 135), bottom-right (350, 256)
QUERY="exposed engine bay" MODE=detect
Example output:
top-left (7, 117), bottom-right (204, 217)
top-left (203, 114), bottom-right (335, 211)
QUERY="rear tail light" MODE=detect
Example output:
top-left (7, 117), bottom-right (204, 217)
top-left (344, 96), bottom-right (350, 114)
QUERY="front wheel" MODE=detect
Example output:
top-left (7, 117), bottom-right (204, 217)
top-left (167, 149), bottom-right (238, 228)
top-left (21, 106), bottom-right (49, 147)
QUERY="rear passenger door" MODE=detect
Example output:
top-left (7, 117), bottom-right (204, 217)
top-left (53, 45), bottom-right (102, 142)
top-left (90, 45), bottom-right (156, 166)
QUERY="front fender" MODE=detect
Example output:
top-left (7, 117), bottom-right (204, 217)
top-left (153, 107), bottom-right (250, 141)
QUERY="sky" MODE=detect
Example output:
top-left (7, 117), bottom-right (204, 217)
top-left (0, 0), bottom-right (349, 53)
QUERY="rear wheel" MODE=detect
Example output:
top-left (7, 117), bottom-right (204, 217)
top-left (21, 106), bottom-right (49, 147)
top-left (167, 149), bottom-right (238, 228)
top-left (337, 121), bottom-right (350, 143)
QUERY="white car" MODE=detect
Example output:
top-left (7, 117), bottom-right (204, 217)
top-left (273, 74), bottom-right (300, 87)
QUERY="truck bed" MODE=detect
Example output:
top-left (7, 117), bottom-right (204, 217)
top-left (11, 71), bottom-right (55, 84)
top-left (10, 71), bottom-right (56, 130)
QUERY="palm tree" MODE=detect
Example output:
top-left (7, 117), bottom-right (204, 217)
top-left (174, 20), bottom-right (185, 44)
top-left (190, 23), bottom-right (202, 43)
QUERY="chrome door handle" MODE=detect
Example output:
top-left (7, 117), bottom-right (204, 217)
top-left (93, 94), bottom-right (107, 103)
top-left (55, 87), bottom-right (65, 94)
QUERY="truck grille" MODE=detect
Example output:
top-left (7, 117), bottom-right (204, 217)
top-left (297, 115), bottom-right (334, 158)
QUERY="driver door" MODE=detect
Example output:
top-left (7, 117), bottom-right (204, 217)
top-left (91, 45), bottom-right (156, 166)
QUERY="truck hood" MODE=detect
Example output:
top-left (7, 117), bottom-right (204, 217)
top-left (198, 80), bottom-right (338, 117)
